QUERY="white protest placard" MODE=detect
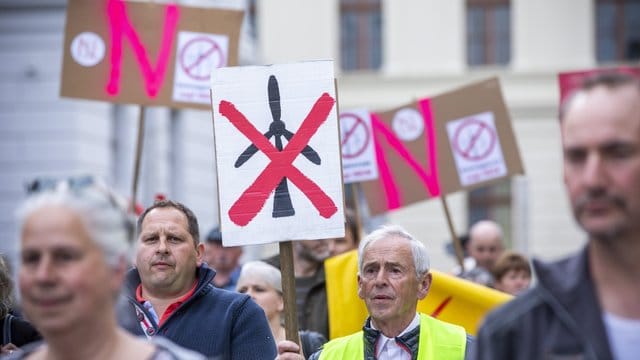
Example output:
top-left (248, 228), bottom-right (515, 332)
top-left (339, 109), bottom-right (378, 184)
top-left (172, 31), bottom-right (229, 104)
top-left (446, 111), bottom-right (507, 186)
top-left (211, 60), bottom-right (345, 246)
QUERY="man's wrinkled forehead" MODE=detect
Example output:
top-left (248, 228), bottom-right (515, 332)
top-left (566, 91), bottom-right (589, 113)
top-left (563, 84), bottom-right (640, 123)
top-left (362, 236), bottom-right (411, 259)
top-left (140, 209), bottom-right (189, 234)
top-left (362, 257), bottom-right (408, 270)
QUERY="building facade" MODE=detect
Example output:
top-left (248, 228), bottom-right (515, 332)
top-left (1, 0), bottom-right (637, 270)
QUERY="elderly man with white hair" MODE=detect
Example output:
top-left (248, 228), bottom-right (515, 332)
top-left (277, 225), bottom-right (472, 360)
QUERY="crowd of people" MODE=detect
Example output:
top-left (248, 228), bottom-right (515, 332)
top-left (1, 71), bottom-right (639, 359)
top-left (451, 219), bottom-right (531, 296)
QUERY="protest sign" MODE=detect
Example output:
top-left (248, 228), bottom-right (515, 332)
top-left (339, 109), bottom-right (378, 184)
top-left (361, 78), bottom-right (524, 215)
top-left (211, 60), bottom-right (345, 246)
top-left (60, 0), bottom-right (243, 109)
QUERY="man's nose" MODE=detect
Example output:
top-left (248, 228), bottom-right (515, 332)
top-left (583, 154), bottom-right (608, 188)
top-left (156, 237), bottom-right (170, 253)
top-left (374, 269), bottom-right (388, 285)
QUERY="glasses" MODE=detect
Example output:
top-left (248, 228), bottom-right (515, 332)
top-left (26, 175), bottom-right (95, 194)
top-left (24, 175), bottom-right (135, 243)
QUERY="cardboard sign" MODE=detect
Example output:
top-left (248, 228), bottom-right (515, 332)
top-left (211, 61), bottom-right (345, 246)
top-left (339, 109), bottom-right (378, 184)
top-left (60, 0), bottom-right (243, 109)
top-left (361, 78), bottom-right (524, 215)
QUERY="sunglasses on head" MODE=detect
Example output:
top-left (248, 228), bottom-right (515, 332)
top-left (24, 175), bottom-right (136, 243)
top-left (25, 175), bottom-right (95, 194)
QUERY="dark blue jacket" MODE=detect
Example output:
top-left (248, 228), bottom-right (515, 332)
top-left (117, 264), bottom-right (277, 359)
top-left (472, 246), bottom-right (614, 360)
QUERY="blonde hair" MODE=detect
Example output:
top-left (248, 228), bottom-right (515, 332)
top-left (0, 256), bottom-right (14, 318)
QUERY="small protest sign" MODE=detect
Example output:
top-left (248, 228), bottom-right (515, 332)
top-left (339, 109), bottom-right (378, 184)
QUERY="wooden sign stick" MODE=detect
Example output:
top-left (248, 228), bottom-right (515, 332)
top-left (279, 241), bottom-right (301, 346)
top-left (129, 105), bottom-right (146, 214)
top-left (440, 195), bottom-right (465, 271)
top-left (351, 183), bottom-right (364, 240)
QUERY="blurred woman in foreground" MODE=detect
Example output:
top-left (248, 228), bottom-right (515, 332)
top-left (237, 261), bottom-right (326, 359)
top-left (10, 176), bottom-right (203, 360)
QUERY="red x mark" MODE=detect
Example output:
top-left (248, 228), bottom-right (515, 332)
top-left (219, 93), bottom-right (339, 226)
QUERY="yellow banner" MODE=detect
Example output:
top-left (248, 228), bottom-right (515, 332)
top-left (325, 250), bottom-right (512, 339)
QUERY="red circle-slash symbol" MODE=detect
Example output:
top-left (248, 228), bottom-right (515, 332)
top-left (219, 93), bottom-right (339, 226)
top-left (340, 113), bottom-right (370, 159)
top-left (452, 118), bottom-right (497, 161)
top-left (179, 37), bottom-right (225, 81)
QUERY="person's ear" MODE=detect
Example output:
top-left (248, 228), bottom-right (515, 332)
top-left (417, 272), bottom-right (432, 300)
top-left (277, 294), bottom-right (284, 313)
top-left (357, 274), bottom-right (364, 299)
top-left (196, 243), bottom-right (205, 266)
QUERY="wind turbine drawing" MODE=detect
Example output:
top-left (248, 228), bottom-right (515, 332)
top-left (234, 75), bottom-right (321, 218)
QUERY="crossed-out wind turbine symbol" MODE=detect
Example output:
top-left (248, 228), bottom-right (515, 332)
top-left (234, 75), bottom-right (322, 218)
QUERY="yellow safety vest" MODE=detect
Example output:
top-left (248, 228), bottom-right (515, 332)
top-left (319, 313), bottom-right (466, 360)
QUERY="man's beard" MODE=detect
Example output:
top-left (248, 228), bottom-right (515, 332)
top-left (299, 247), bottom-right (329, 264)
top-left (574, 190), bottom-right (627, 242)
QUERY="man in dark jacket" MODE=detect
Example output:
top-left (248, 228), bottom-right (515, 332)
top-left (117, 199), bottom-right (276, 359)
top-left (473, 72), bottom-right (640, 359)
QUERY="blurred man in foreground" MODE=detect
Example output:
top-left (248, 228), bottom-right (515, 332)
top-left (474, 72), bottom-right (640, 359)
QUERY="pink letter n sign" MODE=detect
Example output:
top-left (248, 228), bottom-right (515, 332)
top-left (361, 78), bottom-right (525, 215)
top-left (60, 0), bottom-right (243, 110)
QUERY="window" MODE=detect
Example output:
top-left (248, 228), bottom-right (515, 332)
top-left (340, 0), bottom-right (382, 71)
top-left (596, 0), bottom-right (640, 62)
top-left (468, 181), bottom-right (512, 247)
top-left (466, 0), bottom-right (511, 66)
